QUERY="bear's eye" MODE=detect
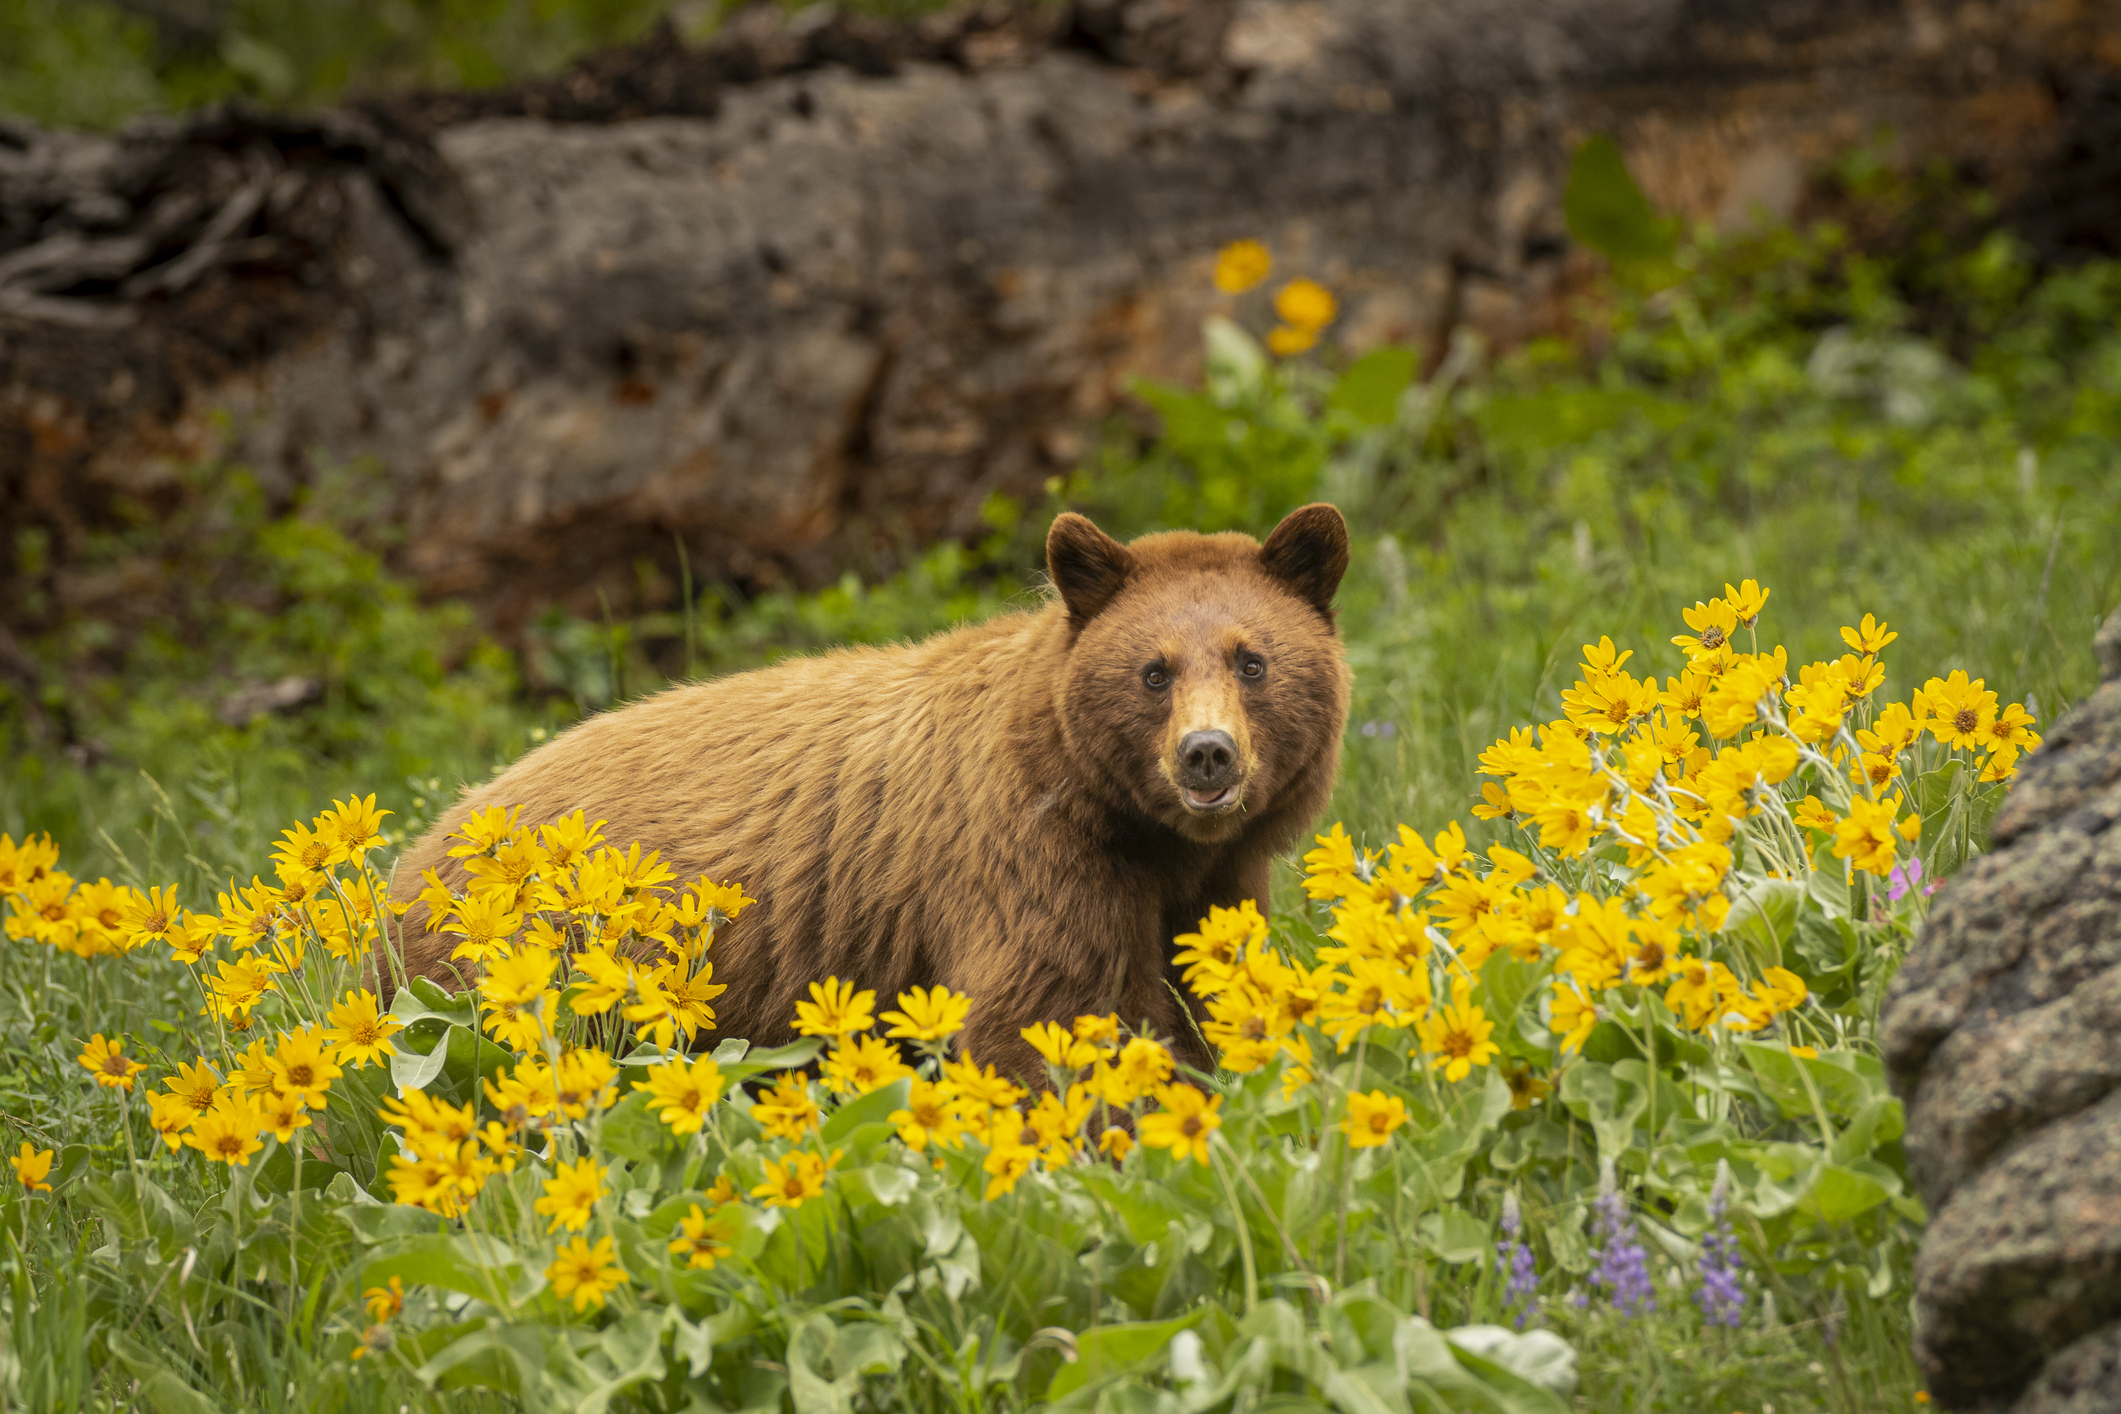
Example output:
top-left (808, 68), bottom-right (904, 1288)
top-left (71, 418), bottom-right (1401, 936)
top-left (1143, 664), bottom-right (1170, 690)
top-left (1240, 654), bottom-right (1266, 680)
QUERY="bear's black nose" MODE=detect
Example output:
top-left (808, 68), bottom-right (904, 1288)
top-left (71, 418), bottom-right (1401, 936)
top-left (1178, 730), bottom-right (1239, 789)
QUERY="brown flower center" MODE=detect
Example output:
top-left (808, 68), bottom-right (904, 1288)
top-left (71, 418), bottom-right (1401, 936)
top-left (1954, 707), bottom-right (1979, 734)
top-left (288, 1063), bottom-right (314, 1087)
top-left (1181, 1116), bottom-right (1203, 1138)
top-left (1700, 626), bottom-right (1726, 650)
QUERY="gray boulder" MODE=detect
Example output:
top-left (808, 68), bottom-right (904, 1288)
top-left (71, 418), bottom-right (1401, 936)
top-left (1885, 604), bottom-right (2121, 1412)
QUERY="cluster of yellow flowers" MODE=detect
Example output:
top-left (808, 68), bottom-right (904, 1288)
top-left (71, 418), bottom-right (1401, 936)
top-left (1213, 239), bottom-right (1339, 356)
top-left (1229, 587), bottom-right (2034, 1090)
top-left (771, 976), bottom-right (1220, 1199)
top-left (415, 804), bottom-right (753, 1053)
top-left (0, 830), bottom-right (188, 961)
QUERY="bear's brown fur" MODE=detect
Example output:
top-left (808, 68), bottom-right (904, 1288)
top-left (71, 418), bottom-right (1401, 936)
top-left (390, 504), bottom-right (1351, 1085)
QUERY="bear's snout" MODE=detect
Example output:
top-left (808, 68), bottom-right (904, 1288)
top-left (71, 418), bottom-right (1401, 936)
top-left (1177, 728), bottom-right (1243, 809)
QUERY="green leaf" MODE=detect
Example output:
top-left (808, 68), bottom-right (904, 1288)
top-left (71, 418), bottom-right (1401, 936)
top-left (721, 1038), bottom-right (822, 1086)
top-left (1737, 1043), bottom-right (1881, 1120)
top-left (397, 975), bottom-right (475, 1026)
top-left (1564, 136), bottom-right (1678, 267)
top-left (250, 1141), bottom-right (344, 1196)
top-left (1725, 878), bottom-right (1802, 973)
top-left (1046, 1310), bottom-right (1213, 1401)
top-left (389, 1023), bottom-right (451, 1091)
top-left (821, 1076), bottom-right (912, 1145)
top-left (1328, 346), bottom-right (1419, 427)
top-left (601, 1088), bottom-right (679, 1163)
top-left (1914, 759), bottom-right (1966, 821)
top-left (1800, 1162), bottom-right (1891, 1223)
top-left (363, 1233), bottom-right (530, 1307)
top-left (1204, 317), bottom-right (1269, 403)
top-left (1418, 1207), bottom-right (1490, 1264)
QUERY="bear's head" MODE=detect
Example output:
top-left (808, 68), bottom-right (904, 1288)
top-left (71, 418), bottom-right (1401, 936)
top-left (1046, 503), bottom-right (1352, 845)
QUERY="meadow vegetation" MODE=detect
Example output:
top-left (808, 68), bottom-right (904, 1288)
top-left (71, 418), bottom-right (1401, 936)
top-left (0, 0), bottom-right (959, 128)
top-left (2, 145), bottom-right (2120, 1412)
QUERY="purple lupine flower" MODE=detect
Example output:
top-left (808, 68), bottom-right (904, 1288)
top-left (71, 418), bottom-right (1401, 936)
top-left (1497, 1190), bottom-right (1540, 1328)
top-left (1587, 1158), bottom-right (1655, 1317)
top-left (1694, 1159), bottom-right (1745, 1328)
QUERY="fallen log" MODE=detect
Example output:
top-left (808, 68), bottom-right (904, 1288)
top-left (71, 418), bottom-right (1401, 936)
top-left (1, 0), bottom-right (2116, 647)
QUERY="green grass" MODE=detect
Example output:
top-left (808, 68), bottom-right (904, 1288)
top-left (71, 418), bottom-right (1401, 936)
top-left (5, 184), bottom-right (2121, 1410)
top-left (0, 0), bottom-right (967, 128)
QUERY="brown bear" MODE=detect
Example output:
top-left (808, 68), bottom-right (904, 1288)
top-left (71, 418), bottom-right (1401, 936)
top-left (389, 503), bottom-right (1351, 1086)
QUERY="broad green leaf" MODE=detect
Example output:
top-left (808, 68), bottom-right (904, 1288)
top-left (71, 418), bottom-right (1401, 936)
top-left (1418, 1207), bottom-right (1490, 1264)
top-left (601, 1088), bottom-right (680, 1163)
top-left (1737, 1043), bottom-right (1880, 1120)
top-left (362, 1232), bottom-right (529, 1306)
top-left (397, 975), bottom-right (475, 1025)
top-left (1329, 345), bottom-right (1419, 427)
top-left (1563, 135), bottom-right (1677, 267)
top-left (821, 1076), bottom-right (912, 1145)
top-left (721, 1038), bottom-right (822, 1086)
top-left (1724, 878), bottom-right (1802, 973)
top-left (389, 1024), bottom-right (451, 1091)
top-left (1046, 1310), bottom-right (1212, 1401)
top-left (1799, 1162), bottom-right (1891, 1223)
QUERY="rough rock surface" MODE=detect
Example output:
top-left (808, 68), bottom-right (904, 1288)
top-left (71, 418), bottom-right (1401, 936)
top-left (1885, 604), bottom-right (2121, 1413)
top-left (3, 0), bottom-right (2119, 641)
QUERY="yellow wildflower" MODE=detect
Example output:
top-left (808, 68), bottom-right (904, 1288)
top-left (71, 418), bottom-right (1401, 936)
top-left (880, 985), bottom-right (971, 1040)
top-left (364, 1276), bottom-right (405, 1323)
top-left (9, 1142), bottom-right (53, 1194)
top-left (1213, 239), bottom-right (1272, 293)
top-left (78, 1034), bottom-right (145, 1091)
top-left (1724, 579), bottom-right (1770, 627)
top-left (1098, 1038), bottom-right (1174, 1105)
top-left (1841, 613), bottom-right (1897, 654)
top-left (1415, 979), bottom-right (1500, 1082)
top-left (317, 794), bottom-right (391, 864)
top-left (750, 1074), bottom-right (822, 1139)
top-left (890, 1078), bottom-right (969, 1152)
top-left (1672, 598), bottom-right (1737, 667)
top-left (184, 1096), bottom-right (266, 1166)
top-left (633, 1056), bottom-right (724, 1135)
top-left (670, 1204), bottom-right (735, 1270)
top-left (258, 1088), bottom-right (312, 1143)
top-left (1341, 1090), bottom-right (1408, 1148)
top-left (1021, 1021), bottom-right (1100, 1072)
top-left (793, 977), bottom-right (876, 1038)
top-left (752, 1149), bottom-right (838, 1209)
top-left (1833, 793), bottom-right (1904, 877)
top-left (325, 989), bottom-right (404, 1067)
top-left (535, 1156), bottom-right (607, 1233)
top-left (822, 1034), bottom-right (913, 1095)
top-left (267, 1026), bottom-right (344, 1109)
top-left (547, 1236), bottom-right (628, 1312)
top-left (1138, 1084), bottom-right (1222, 1165)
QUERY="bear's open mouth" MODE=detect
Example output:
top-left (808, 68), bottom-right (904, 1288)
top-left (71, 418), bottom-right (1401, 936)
top-left (1181, 785), bottom-right (1238, 812)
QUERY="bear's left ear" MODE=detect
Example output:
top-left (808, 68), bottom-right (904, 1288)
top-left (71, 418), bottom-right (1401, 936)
top-left (1260, 503), bottom-right (1350, 616)
top-left (1047, 512), bottom-right (1136, 628)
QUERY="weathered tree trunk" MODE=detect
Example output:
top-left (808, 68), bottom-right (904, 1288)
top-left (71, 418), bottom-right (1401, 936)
top-left (2, 0), bottom-right (2116, 643)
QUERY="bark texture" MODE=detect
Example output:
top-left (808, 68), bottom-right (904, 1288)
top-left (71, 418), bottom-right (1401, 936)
top-left (1885, 603), bottom-right (2121, 1413)
top-left (3, 0), bottom-right (2119, 640)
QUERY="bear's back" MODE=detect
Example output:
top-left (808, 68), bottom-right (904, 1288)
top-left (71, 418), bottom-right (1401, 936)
top-left (392, 603), bottom-right (1069, 1032)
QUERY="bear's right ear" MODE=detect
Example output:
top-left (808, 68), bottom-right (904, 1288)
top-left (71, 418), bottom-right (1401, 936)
top-left (1046, 512), bottom-right (1135, 628)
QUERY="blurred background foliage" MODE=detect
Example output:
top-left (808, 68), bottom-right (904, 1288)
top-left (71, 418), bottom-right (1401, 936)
top-left (3, 136), bottom-right (2117, 935)
top-left (0, 0), bottom-right (957, 127)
